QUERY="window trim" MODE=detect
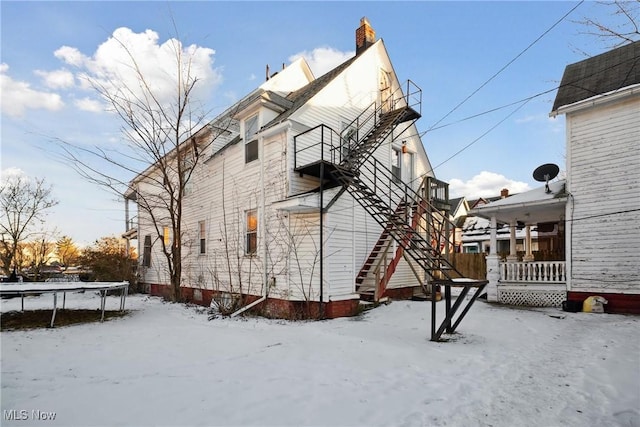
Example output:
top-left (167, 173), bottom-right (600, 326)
top-left (163, 226), bottom-right (170, 246)
top-left (244, 114), bottom-right (259, 163)
top-left (245, 209), bottom-right (258, 255)
top-left (142, 235), bottom-right (152, 267)
top-left (198, 220), bottom-right (206, 255)
top-left (392, 147), bottom-right (402, 184)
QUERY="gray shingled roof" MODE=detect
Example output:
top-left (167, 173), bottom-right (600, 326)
top-left (552, 40), bottom-right (640, 112)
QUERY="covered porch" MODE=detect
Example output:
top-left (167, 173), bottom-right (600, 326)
top-left (470, 181), bottom-right (568, 307)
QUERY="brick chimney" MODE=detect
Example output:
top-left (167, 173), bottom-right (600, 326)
top-left (500, 188), bottom-right (509, 198)
top-left (356, 17), bottom-right (375, 55)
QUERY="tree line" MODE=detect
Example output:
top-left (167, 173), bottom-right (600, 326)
top-left (0, 173), bottom-right (136, 285)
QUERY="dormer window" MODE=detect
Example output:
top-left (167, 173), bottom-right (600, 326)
top-left (245, 114), bottom-right (259, 163)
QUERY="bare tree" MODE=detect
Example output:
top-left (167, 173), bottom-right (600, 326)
top-left (575, 1), bottom-right (639, 49)
top-left (58, 30), bottom-right (232, 301)
top-left (0, 173), bottom-right (58, 275)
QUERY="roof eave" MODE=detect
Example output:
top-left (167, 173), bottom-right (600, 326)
top-left (551, 83), bottom-right (640, 117)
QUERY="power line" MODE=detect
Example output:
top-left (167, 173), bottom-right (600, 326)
top-left (426, 1), bottom-right (585, 133)
top-left (429, 98), bottom-right (531, 173)
top-left (427, 53), bottom-right (640, 133)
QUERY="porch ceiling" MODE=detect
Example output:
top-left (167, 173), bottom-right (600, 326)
top-left (470, 180), bottom-right (567, 225)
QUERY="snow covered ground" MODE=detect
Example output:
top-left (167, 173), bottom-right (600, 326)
top-left (1, 291), bottom-right (639, 427)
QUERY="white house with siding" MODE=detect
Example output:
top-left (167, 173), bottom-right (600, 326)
top-left (470, 40), bottom-right (639, 313)
top-left (550, 40), bottom-right (640, 314)
top-left (125, 18), bottom-right (447, 318)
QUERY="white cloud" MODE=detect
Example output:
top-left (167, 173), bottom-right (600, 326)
top-left (448, 171), bottom-right (531, 198)
top-left (1, 167), bottom-right (26, 183)
top-left (75, 97), bottom-right (104, 113)
top-left (54, 27), bottom-right (222, 112)
top-left (289, 47), bottom-right (354, 77)
top-left (0, 63), bottom-right (64, 118)
top-left (54, 46), bottom-right (85, 67)
top-left (34, 68), bottom-right (75, 89)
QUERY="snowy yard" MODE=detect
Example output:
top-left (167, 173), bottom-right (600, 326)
top-left (1, 291), bottom-right (639, 427)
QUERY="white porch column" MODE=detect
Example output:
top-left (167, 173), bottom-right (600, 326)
top-left (524, 225), bottom-right (534, 262)
top-left (507, 219), bottom-right (518, 261)
top-left (485, 215), bottom-right (500, 302)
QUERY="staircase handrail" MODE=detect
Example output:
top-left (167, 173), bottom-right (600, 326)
top-left (339, 80), bottom-right (422, 158)
top-left (293, 124), bottom-right (343, 170)
top-left (343, 156), bottom-right (463, 278)
top-left (339, 102), bottom-right (378, 163)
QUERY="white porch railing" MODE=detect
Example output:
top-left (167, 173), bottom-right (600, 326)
top-left (500, 261), bottom-right (566, 283)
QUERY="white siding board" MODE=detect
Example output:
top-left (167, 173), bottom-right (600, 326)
top-left (325, 193), bottom-right (356, 298)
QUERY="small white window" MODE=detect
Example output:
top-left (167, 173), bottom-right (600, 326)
top-left (199, 221), bottom-right (206, 254)
top-left (392, 148), bottom-right (401, 184)
top-left (245, 114), bottom-right (259, 163)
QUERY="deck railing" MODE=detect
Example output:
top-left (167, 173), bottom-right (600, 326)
top-left (500, 261), bottom-right (566, 283)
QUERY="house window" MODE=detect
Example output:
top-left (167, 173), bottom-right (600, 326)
top-left (142, 235), bottom-right (152, 267)
top-left (199, 221), bottom-right (206, 254)
top-left (245, 114), bottom-right (259, 163)
top-left (245, 209), bottom-right (257, 255)
top-left (163, 226), bottom-right (170, 246)
top-left (392, 148), bottom-right (401, 184)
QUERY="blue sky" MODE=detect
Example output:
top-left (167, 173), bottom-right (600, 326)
top-left (1, 1), bottom-right (630, 246)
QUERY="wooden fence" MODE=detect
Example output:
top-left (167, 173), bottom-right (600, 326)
top-left (450, 253), bottom-right (486, 280)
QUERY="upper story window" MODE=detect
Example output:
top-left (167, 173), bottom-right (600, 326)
top-left (245, 114), bottom-right (259, 163)
top-left (392, 148), bottom-right (401, 184)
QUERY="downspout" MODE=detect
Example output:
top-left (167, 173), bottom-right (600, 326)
top-left (231, 295), bottom-right (267, 317)
top-left (319, 128), bottom-right (325, 319)
top-left (261, 127), bottom-right (268, 298)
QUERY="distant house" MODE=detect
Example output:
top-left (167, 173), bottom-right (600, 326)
top-left (471, 40), bottom-right (639, 313)
top-left (460, 188), bottom-right (562, 256)
top-left (123, 19), bottom-right (470, 318)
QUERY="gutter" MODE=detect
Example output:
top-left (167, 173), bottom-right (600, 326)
top-left (550, 84), bottom-right (640, 117)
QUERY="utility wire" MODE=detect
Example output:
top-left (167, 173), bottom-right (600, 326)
top-left (426, 0), bottom-right (585, 133)
top-left (428, 53), bottom-right (640, 133)
top-left (429, 98), bottom-right (531, 173)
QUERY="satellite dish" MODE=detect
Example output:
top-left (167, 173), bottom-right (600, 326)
top-left (533, 163), bottom-right (559, 194)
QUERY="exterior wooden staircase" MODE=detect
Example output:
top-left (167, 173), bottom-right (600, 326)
top-left (293, 80), bottom-right (487, 340)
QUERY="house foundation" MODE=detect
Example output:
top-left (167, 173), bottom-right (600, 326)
top-left (147, 283), bottom-right (362, 319)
